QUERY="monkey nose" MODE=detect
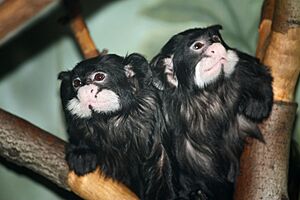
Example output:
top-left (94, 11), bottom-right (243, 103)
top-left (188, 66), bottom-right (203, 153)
top-left (206, 43), bottom-right (226, 57)
top-left (77, 84), bottom-right (99, 101)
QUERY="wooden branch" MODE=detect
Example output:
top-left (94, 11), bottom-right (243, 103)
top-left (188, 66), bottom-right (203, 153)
top-left (0, 108), bottom-right (139, 200)
top-left (256, 0), bottom-right (300, 102)
top-left (0, 108), bottom-right (69, 189)
top-left (234, 0), bottom-right (300, 199)
top-left (63, 0), bottom-right (100, 58)
top-left (256, 0), bottom-right (275, 60)
top-left (235, 102), bottom-right (297, 200)
top-left (69, 14), bottom-right (100, 58)
top-left (68, 170), bottom-right (139, 200)
top-left (0, 0), bottom-right (59, 45)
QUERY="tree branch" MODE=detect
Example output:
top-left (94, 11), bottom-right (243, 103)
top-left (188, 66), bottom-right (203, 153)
top-left (0, 108), bottom-right (139, 200)
top-left (0, 108), bottom-right (69, 189)
top-left (63, 0), bottom-right (100, 58)
top-left (234, 0), bottom-right (300, 199)
top-left (0, 0), bottom-right (59, 45)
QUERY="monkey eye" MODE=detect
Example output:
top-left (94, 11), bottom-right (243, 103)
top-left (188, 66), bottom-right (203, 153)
top-left (93, 72), bottom-right (106, 82)
top-left (192, 41), bottom-right (204, 50)
top-left (72, 78), bottom-right (82, 88)
top-left (212, 35), bottom-right (221, 42)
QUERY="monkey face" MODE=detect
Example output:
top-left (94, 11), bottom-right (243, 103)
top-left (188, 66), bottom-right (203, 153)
top-left (151, 25), bottom-right (239, 89)
top-left (59, 54), bottom-right (149, 119)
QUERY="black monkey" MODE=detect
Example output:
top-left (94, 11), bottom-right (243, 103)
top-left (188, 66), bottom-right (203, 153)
top-left (58, 53), bottom-right (174, 200)
top-left (150, 25), bottom-right (273, 199)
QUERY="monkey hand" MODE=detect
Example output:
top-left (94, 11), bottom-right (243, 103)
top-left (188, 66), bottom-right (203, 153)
top-left (240, 97), bottom-right (272, 122)
top-left (66, 145), bottom-right (98, 176)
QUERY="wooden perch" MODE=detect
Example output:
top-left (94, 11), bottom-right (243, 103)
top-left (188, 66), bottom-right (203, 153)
top-left (63, 0), bottom-right (100, 58)
top-left (0, 108), bottom-right (138, 200)
top-left (0, 108), bottom-right (69, 189)
top-left (234, 0), bottom-right (300, 199)
top-left (0, 0), bottom-right (59, 45)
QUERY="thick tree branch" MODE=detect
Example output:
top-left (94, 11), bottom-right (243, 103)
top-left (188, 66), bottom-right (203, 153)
top-left (0, 108), bottom-right (69, 189)
top-left (234, 0), bottom-right (300, 199)
top-left (257, 0), bottom-right (300, 102)
top-left (0, 108), bottom-right (139, 200)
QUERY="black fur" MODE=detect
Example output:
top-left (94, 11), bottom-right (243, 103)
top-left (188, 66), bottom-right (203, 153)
top-left (58, 53), bottom-right (174, 200)
top-left (150, 25), bottom-right (273, 199)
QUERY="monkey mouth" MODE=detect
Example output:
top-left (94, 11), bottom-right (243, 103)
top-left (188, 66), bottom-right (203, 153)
top-left (204, 57), bottom-right (227, 72)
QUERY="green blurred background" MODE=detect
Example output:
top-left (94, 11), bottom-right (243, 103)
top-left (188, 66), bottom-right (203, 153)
top-left (0, 0), bottom-right (299, 199)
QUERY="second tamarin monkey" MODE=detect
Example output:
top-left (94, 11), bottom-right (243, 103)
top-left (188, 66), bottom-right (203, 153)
top-left (150, 25), bottom-right (273, 199)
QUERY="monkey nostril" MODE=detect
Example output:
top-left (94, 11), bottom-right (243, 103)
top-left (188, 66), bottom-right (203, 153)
top-left (211, 50), bottom-right (215, 54)
top-left (91, 89), bottom-right (94, 93)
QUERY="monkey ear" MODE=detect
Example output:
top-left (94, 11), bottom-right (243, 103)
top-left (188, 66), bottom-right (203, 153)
top-left (123, 53), bottom-right (152, 89)
top-left (124, 53), bottom-right (150, 78)
top-left (58, 70), bottom-right (74, 114)
top-left (150, 54), bottom-right (178, 90)
top-left (208, 24), bottom-right (223, 31)
top-left (58, 71), bottom-right (71, 81)
top-left (150, 54), bottom-right (165, 90)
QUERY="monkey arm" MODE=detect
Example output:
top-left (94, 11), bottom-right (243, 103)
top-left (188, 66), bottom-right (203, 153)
top-left (235, 52), bottom-right (273, 122)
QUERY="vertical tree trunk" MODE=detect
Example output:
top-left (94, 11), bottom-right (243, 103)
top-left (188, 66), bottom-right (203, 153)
top-left (234, 0), bottom-right (300, 199)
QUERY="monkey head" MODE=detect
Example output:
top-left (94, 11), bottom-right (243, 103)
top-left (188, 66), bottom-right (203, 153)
top-left (58, 53), bottom-right (151, 119)
top-left (151, 25), bottom-right (239, 90)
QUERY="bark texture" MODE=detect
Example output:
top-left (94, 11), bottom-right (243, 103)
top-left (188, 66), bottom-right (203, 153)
top-left (0, 108), bottom-right (139, 200)
top-left (235, 102), bottom-right (297, 200)
top-left (234, 0), bottom-right (300, 199)
top-left (0, 108), bottom-right (69, 189)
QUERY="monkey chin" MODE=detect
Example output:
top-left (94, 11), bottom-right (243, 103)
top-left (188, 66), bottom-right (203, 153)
top-left (204, 57), bottom-right (227, 73)
top-left (194, 57), bottom-right (227, 88)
